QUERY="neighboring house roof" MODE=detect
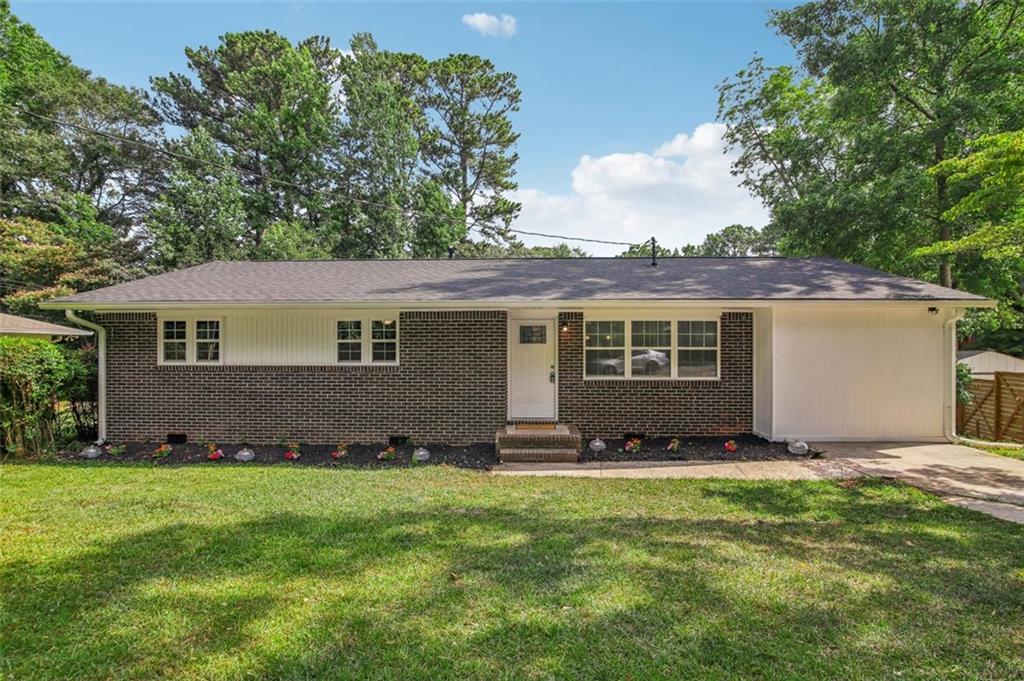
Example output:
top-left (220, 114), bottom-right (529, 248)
top-left (0, 312), bottom-right (93, 337)
top-left (43, 257), bottom-right (991, 306)
top-left (957, 349), bottom-right (1024, 373)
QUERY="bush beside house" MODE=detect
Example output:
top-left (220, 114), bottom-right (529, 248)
top-left (0, 337), bottom-right (92, 457)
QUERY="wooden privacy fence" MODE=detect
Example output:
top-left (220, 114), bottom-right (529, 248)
top-left (958, 371), bottom-right (1024, 443)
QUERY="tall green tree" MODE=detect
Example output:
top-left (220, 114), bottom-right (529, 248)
top-left (330, 33), bottom-right (425, 258)
top-left (419, 54), bottom-right (521, 244)
top-left (145, 129), bottom-right (249, 270)
top-left (618, 225), bottom-right (775, 257)
top-left (1, 0), bottom-right (164, 237)
top-left (0, 208), bottom-right (126, 319)
top-left (917, 130), bottom-right (1024, 354)
top-left (719, 0), bottom-right (1024, 288)
top-left (150, 30), bottom-right (344, 248)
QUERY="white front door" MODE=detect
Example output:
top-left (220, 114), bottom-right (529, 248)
top-left (508, 318), bottom-right (557, 420)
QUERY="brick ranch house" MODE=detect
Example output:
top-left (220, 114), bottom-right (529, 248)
top-left (42, 257), bottom-right (991, 452)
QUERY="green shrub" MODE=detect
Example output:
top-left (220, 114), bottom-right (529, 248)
top-left (956, 362), bottom-right (974, 406)
top-left (0, 337), bottom-right (74, 457)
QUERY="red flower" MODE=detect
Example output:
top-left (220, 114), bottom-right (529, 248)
top-left (724, 440), bottom-right (738, 453)
top-left (284, 450), bottom-right (300, 461)
top-left (207, 449), bottom-right (224, 461)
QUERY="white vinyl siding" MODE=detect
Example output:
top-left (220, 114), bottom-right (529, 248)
top-left (158, 309), bottom-right (400, 366)
top-left (770, 307), bottom-right (947, 441)
top-left (753, 308), bottom-right (773, 439)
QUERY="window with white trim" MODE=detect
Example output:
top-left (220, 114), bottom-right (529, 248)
top-left (336, 318), bottom-right (399, 365)
top-left (584, 318), bottom-right (720, 379)
top-left (371, 320), bottom-right (397, 362)
top-left (162, 320), bottom-right (187, 363)
top-left (631, 321), bottom-right (671, 377)
top-left (337, 321), bottom-right (362, 362)
top-left (195, 320), bottom-right (221, 362)
top-left (159, 319), bottom-right (224, 365)
top-left (584, 321), bottom-right (625, 377)
top-left (677, 320), bottom-right (718, 378)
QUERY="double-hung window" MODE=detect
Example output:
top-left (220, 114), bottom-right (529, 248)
top-left (677, 320), bottom-right (718, 378)
top-left (162, 321), bottom-right (187, 363)
top-left (160, 319), bottom-right (223, 364)
top-left (584, 321), bottom-right (626, 377)
top-left (584, 317), bottom-right (719, 379)
top-left (195, 320), bottom-right (221, 362)
top-left (336, 321), bottom-right (362, 362)
top-left (337, 317), bottom-right (399, 365)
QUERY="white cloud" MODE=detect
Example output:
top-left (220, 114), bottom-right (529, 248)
top-left (512, 122), bottom-right (768, 255)
top-left (461, 12), bottom-right (518, 37)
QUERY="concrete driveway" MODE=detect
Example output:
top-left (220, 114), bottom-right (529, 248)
top-left (494, 442), bottom-right (1024, 523)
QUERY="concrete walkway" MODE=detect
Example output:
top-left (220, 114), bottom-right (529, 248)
top-left (493, 442), bottom-right (1024, 523)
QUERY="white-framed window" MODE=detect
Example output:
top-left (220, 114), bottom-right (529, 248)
top-left (584, 321), bottom-right (626, 377)
top-left (161, 320), bottom-right (187, 363)
top-left (195, 320), bottom-right (221, 363)
top-left (336, 320), bottom-right (362, 363)
top-left (584, 316), bottom-right (720, 380)
top-left (158, 318), bottom-right (224, 365)
top-left (336, 317), bottom-right (399, 365)
top-left (677, 320), bottom-right (718, 378)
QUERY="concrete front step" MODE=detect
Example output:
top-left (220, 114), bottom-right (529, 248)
top-left (495, 424), bottom-right (582, 463)
top-left (498, 448), bottom-right (579, 463)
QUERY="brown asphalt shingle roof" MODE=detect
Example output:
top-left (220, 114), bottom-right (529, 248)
top-left (44, 257), bottom-right (989, 306)
top-left (0, 312), bottom-right (93, 336)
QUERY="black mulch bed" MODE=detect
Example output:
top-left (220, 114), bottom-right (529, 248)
top-left (55, 434), bottom-right (803, 469)
top-left (578, 435), bottom-right (801, 462)
top-left (59, 442), bottom-right (499, 470)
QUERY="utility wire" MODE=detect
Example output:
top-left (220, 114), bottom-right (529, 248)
top-left (6, 104), bottom-right (641, 248)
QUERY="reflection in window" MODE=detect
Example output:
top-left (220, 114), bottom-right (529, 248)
top-left (337, 321), bottom-right (362, 362)
top-left (162, 320), bottom-right (186, 362)
top-left (585, 321), bottom-right (625, 376)
top-left (195, 320), bottom-right (220, 362)
top-left (371, 320), bottom-right (397, 362)
top-left (678, 321), bottom-right (718, 377)
top-left (631, 321), bottom-right (671, 376)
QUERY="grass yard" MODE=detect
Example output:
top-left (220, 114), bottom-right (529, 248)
top-left (1, 465), bottom-right (1022, 680)
top-left (972, 444), bottom-right (1024, 461)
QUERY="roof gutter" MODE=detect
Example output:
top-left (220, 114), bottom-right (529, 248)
top-left (65, 310), bottom-right (106, 444)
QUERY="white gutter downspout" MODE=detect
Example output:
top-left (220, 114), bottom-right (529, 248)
top-left (65, 309), bottom-right (106, 444)
top-left (943, 307), bottom-right (966, 442)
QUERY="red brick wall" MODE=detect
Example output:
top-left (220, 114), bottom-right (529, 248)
top-left (556, 311), bottom-right (753, 438)
top-left (101, 311), bottom-right (507, 445)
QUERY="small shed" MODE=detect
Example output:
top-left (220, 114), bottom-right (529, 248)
top-left (957, 349), bottom-right (1024, 378)
top-left (0, 312), bottom-right (92, 341)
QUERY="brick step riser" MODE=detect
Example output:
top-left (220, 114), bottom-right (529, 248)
top-left (498, 448), bottom-right (579, 463)
top-left (495, 435), bottom-right (582, 450)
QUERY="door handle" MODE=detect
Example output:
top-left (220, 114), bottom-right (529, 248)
top-left (549, 371), bottom-right (556, 383)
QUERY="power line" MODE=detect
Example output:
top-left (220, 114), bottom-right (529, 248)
top-left (6, 104), bottom-right (641, 249)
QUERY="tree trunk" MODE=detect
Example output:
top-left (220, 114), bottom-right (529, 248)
top-left (935, 140), bottom-right (953, 288)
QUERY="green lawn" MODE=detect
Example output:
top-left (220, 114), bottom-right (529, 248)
top-left (972, 444), bottom-right (1024, 461)
top-left (1, 465), bottom-right (1022, 680)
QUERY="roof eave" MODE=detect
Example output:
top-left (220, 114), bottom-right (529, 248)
top-left (38, 297), bottom-right (996, 311)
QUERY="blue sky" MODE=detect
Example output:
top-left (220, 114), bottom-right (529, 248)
top-left (13, 1), bottom-right (796, 254)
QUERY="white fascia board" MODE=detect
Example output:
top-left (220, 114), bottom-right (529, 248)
top-left (37, 298), bottom-right (996, 312)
